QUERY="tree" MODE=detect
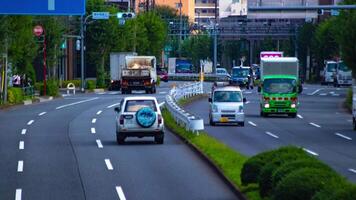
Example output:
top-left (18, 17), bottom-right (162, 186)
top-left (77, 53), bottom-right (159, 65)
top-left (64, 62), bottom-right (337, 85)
top-left (334, 0), bottom-right (356, 77)
top-left (181, 34), bottom-right (212, 67)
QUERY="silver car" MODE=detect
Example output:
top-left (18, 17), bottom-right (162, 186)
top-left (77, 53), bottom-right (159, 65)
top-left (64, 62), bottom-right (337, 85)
top-left (115, 96), bottom-right (164, 144)
top-left (209, 85), bottom-right (246, 126)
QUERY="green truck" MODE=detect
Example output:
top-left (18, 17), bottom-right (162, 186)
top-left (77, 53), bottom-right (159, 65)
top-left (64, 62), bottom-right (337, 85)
top-left (258, 57), bottom-right (302, 118)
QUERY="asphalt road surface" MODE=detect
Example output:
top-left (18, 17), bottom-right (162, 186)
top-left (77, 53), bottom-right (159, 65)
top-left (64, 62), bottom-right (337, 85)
top-left (0, 82), bottom-right (238, 200)
top-left (185, 84), bottom-right (356, 183)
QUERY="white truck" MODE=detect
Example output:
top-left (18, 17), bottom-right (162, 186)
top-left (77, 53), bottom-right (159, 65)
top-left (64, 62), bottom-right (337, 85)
top-left (337, 61), bottom-right (352, 86)
top-left (109, 52), bottom-right (137, 90)
top-left (121, 56), bottom-right (157, 94)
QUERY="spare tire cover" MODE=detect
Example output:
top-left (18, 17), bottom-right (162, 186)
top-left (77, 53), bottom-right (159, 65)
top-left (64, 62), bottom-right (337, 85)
top-left (136, 107), bottom-right (156, 128)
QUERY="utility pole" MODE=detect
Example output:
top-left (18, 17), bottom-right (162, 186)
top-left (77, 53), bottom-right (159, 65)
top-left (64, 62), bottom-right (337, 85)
top-left (178, 0), bottom-right (183, 57)
top-left (80, 15), bottom-right (85, 92)
top-left (213, 0), bottom-right (218, 74)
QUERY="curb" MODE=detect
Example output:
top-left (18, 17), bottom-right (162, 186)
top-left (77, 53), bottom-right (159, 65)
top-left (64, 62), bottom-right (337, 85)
top-left (166, 124), bottom-right (248, 200)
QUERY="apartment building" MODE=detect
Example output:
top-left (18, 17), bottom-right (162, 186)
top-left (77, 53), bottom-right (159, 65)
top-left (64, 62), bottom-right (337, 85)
top-left (195, 0), bottom-right (219, 24)
top-left (155, 0), bottom-right (195, 20)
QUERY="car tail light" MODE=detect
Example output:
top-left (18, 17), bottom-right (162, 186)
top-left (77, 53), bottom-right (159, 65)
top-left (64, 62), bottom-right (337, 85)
top-left (144, 80), bottom-right (151, 86)
top-left (121, 80), bottom-right (128, 86)
top-left (119, 115), bottom-right (124, 125)
top-left (158, 114), bottom-right (162, 125)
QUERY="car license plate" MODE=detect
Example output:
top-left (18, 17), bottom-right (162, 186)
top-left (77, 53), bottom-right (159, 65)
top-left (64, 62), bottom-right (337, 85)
top-left (277, 109), bottom-right (284, 113)
top-left (220, 117), bottom-right (229, 123)
top-left (133, 81), bottom-right (140, 85)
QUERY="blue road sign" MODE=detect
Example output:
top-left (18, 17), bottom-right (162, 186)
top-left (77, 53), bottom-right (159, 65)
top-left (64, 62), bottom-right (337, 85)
top-left (93, 12), bottom-right (110, 20)
top-left (331, 9), bottom-right (340, 16)
top-left (0, 0), bottom-right (85, 15)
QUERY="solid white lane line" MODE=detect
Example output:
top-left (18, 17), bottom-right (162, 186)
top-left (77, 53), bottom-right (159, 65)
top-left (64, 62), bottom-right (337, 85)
top-left (97, 92), bottom-right (106, 95)
top-left (265, 131), bottom-right (279, 139)
top-left (309, 88), bottom-right (323, 95)
top-left (96, 110), bottom-right (102, 115)
top-left (116, 186), bottom-right (126, 200)
top-left (335, 133), bottom-right (352, 141)
top-left (96, 140), bottom-right (103, 149)
top-left (297, 114), bottom-right (303, 119)
top-left (158, 102), bottom-right (165, 107)
top-left (319, 93), bottom-right (327, 96)
top-left (303, 148), bottom-right (319, 156)
top-left (27, 120), bottom-right (34, 125)
top-left (248, 121), bottom-right (257, 127)
top-left (349, 169), bottom-right (356, 174)
top-left (159, 91), bottom-right (167, 94)
top-left (107, 103), bottom-right (121, 108)
top-left (19, 141), bottom-right (24, 150)
top-left (56, 97), bottom-right (98, 110)
top-left (21, 129), bottom-right (27, 135)
top-left (15, 189), bottom-right (22, 200)
top-left (39, 112), bottom-right (47, 116)
top-left (309, 122), bottom-right (321, 128)
top-left (91, 128), bottom-right (96, 134)
top-left (17, 161), bottom-right (24, 172)
top-left (105, 159), bottom-right (114, 170)
top-left (92, 118), bottom-right (97, 124)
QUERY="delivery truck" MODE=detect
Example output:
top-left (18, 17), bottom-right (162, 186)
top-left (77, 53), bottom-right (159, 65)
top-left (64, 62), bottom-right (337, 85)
top-left (109, 52), bottom-right (137, 90)
top-left (121, 56), bottom-right (157, 94)
top-left (258, 57), bottom-right (302, 118)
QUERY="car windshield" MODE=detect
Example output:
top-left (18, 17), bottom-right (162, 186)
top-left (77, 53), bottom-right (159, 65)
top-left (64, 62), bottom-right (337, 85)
top-left (263, 78), bottom-right (296, 94)
top-left (232, 68), bottom-right (250, 78)
top-left (213, 91), bottom-right (242, 102)
top-left (338, 62), bottom-right (351, 72)
top-left (125, 100), bottom-right (157, 112)
top-left (327, 63), bottom-right (337, 72)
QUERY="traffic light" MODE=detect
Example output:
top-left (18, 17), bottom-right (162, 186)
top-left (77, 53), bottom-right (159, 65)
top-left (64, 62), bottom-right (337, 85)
top-left (117, 12), bottom-right (135, 19)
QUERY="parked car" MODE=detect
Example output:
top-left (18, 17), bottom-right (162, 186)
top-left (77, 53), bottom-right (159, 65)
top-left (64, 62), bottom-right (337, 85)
top-left (115, 96), bottom-right (164, 144)
top-left (209, 82), bottom-right (246, 126)
top-left (157, 68), bottom-right (169, 82)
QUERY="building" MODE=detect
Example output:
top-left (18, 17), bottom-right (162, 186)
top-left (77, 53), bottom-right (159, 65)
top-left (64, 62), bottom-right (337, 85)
top-left (195, 0), bottom-right (219, 25)
top-left (155, 0), bottom-right (195, 21)
top-left (220, 0), bottom-right (247, 18)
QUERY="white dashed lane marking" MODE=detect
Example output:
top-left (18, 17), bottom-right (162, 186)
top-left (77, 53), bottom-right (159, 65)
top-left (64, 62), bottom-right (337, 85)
top-left (248, 121), bottom-right (257, 127)
top-left (17, 161), bottom-right (24, 172)
top-left (21, 129), bottom-right (26, 135)
top-left (297, 114), bottom-right (303, 119)
top-left (27, 120), bottom-right (34, 125)
top-left (105, 159), bottom-right (114, 170)
top-left (92, 118), bottom-right (97, 124)
top-left (335, 133), bottom-right (352, 141)
top-left (96, 140), bottom-right (103, 149)
top-left (349, 169), bottom-right (356, 174)
top-left (19, 141), bottom-right (24, 150)
top-left (303, 148), bottom-right (319, 156)
top-left (96, 110), bottom-right (102, 115)
top-left (265, 131), bottom-right (279, 139)
top-left (116, 186), bottom-right (127, 200)
top-left (91, 128), bottom-right (96, 134)
top-left (15, 189), bottom-right (22, 200)
top-left (39, 112), bottom-right (47, 116)
top-left (309, 122), bottom-right (321, 128)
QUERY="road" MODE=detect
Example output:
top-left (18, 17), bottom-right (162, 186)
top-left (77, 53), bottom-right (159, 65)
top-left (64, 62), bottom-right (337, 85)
top-left (185, 84), bottom-right (356, 183)
top-left (0, 82), bottom-right (238, 200)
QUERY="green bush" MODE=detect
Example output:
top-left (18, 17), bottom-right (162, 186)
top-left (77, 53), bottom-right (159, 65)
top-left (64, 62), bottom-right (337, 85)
top-left (345, 88), bottom-right (352, 111)
top-left (37, 80), bottom-right (59, 96)
top-left (273, 168), bottom-right (342, 200)
top-left (241, 146), bottom-right (305, 185)
top-left (156, 76), bottom-right (161, 86)
top-left (272, 159), bottom-right (333, 190)
top-left (61, 80), bottom-right (81, 88)
top-left (312, 182), bottom-right (356, 200)
top-left (34, 82), bottom-right (42, 92)
top-left (86, 80), bottom-right (96, 91)
top-left (7, 87), bottom-right (24, 104)
top-left (258, 149), bottom-right (311, 197)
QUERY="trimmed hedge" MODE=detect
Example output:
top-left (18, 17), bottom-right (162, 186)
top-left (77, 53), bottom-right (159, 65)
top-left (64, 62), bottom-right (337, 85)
top-left (312, 182), bottom-right (356, 200)
top-left (36, 80), bottom-right (60, 97)
top-left (86, 80), bottom-right (96, 91)
top-left (7, 87), bottom-right (24, 104)
top-left (273, 168), bottom-right (343, 200)
top-left (345, 88), bottom-right (352, 111)
top-left (241, 146), bottom-right (306, 185)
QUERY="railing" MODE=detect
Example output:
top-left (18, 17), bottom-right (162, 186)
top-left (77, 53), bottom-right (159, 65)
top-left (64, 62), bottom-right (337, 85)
top-left (165, 82), bottom-right (204, 133)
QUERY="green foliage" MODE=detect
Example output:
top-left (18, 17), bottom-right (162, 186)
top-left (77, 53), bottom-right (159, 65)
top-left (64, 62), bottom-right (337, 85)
top-left (241, 146), bottom-right (305, 185)
top-left (86, 80), bottom-right (96, 91)
top-left (346, 88), bottom-right (352, 111)
top-left (156, 76), bottom-right (161, 86)
top-left (154, 5), bottom-right (179, 19)
top-left (7, 87), bottom-right (24, 104)
top-left (272, 159), bottom-right (333, 191)
top-left (37, 80), bottom-right (59, 96)
top-left (273, 168), bottom-right (343, 200)
top-left (312, 182), bottom-right (356, 200)
top-left (181, 34), bottom-right (213, 67)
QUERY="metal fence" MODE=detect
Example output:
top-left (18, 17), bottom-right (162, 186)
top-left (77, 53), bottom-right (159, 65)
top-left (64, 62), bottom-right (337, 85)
top-left (165, 82), bottom-right (205, 133)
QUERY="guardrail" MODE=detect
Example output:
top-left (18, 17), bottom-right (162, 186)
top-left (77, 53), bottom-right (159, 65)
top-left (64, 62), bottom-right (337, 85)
top-left (168, 73), bottom-right (230, 82)
top-left (165, 81), bottom-right (204, 133)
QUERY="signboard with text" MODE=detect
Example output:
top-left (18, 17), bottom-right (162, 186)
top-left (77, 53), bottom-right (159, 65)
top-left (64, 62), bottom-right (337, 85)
top-left (0, 0), bottom-right (85, 15)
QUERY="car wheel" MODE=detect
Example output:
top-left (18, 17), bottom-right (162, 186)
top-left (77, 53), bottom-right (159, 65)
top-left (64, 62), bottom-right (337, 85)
top-left (155, 135), bottom-right (164, 144)
top-left (289, 113), bottom-right (297, 118)
top-left (116, 133), bottom-right (125, 144)
top-left (261, 111), bottom-right (267, 117)
top-left (353, 118), bottom-right (356, 131)
top-left (209, 116), bottom-right (215, 126)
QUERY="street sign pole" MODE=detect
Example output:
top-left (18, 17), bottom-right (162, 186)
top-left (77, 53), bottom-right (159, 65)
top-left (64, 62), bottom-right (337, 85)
top-left (80, 15), bottom-right (85, 92)
top-left (43, 32), bottom-right (47, 96)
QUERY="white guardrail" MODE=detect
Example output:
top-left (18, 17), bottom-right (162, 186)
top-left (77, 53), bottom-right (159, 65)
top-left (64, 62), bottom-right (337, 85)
top-left (165, 81), bottom-right (205, 133)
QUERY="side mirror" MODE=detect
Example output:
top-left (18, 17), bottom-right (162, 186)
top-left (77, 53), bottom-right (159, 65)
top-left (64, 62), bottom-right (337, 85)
top-left (243, 98), bottom-right (247, 103)
top-left (298, 85), bottom-right (303, 94)
top-left (114, 107), bottom-right (121, 113)
top-left (208, 97), bottom-right (212, 102)
top-left (257, 86), bottom-right (261, 93)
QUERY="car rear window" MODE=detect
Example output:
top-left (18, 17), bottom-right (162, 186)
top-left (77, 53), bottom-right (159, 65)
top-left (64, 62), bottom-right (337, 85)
top-left (124, 100), bottom-right (157, 112)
